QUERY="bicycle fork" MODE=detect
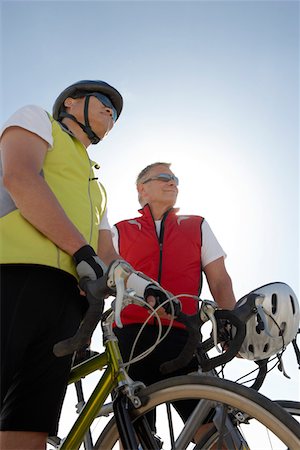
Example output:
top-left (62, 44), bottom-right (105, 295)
top-left (113, 390), bottom-right (161, 450)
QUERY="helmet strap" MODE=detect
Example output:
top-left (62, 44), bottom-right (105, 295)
top-left (82, 95), bottom-right (101, 144)
top-left (58, 95), bottom-right (101, 145)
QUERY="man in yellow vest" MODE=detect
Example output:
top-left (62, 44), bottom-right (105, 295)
top-left (0, 80), bottom-right (129, 449)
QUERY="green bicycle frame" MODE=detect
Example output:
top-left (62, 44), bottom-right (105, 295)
top-left (59, 338), bottom-right (128, 450)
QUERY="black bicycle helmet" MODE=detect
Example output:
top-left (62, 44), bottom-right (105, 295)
top-left (52, 80), bottom-right (123, 144)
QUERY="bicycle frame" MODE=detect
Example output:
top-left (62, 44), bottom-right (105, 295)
top-left (51, 286), bottom-right (300, 450)
top-left (59, 320), bottom-right (131, 450)
top-left (55, 312), bottom-right (249, 449)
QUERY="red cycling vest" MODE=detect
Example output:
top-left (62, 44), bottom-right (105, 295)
top-left (115, 205), bottom-right (204, 328)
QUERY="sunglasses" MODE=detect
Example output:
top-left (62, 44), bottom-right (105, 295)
top-left (91, 93), bottom-right (118, 122)
top-left (142, 173), bottom-right (179, 186)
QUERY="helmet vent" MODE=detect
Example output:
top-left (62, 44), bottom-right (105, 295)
top-left (271, 294), bottom-right (278, 314)
top-left (238, 282), bottom-right (299, 361)
top-left (263, 343), bottom-right (269, 353)
top-left (279, 322), bottom-right (287, 337)
top-left (290, 295), bottom-right (296, 314)
top-left (255, 314), bottom-right (264, 334)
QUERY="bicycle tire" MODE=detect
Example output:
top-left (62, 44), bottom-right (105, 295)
top-left (194, 400), bottom-right (300, 449)
top-left (194, 423), bottom-right (249, 450)
top-left (276, 400), bottom-right (300, 417)
top-left (94, 375), bottom-right (300, 449)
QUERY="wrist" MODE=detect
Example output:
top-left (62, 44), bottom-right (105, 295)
top-left (73, 244), bottom-right (96, 263)
top-left (74, 245), bottom-right (107, 280)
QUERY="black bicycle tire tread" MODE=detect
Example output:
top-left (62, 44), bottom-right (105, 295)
top-left (94, 375), bottom-right (300, 449)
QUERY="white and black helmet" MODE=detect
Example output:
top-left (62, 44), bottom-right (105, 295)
top-left (236, 282), bottom-right (299, 361)
top-left (52, 80), bottom-right (123, 144)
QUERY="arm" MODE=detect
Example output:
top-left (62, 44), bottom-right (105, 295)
top-left (203, 256), bottom-right (236, 310)
top-left (97, 229), bottom-right (120, 265)
top-left (1, 127), bottom-right (86, 255)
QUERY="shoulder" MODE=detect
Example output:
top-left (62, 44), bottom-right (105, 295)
top-left (201, 219), bottom-right (219, 242)
top-left (201, 219), bottom-right (217, 237)
top-left (115, 216), bottom-right (141, 226)
top-left (176, 213), bottom-right (204, 220)
top-left (114, 217), bottom-right (145, 235)
top-left (2, 105), bottom-right (50, 126)
top-left (201, 220), bottom-right (226, 266)
top-left (0, 105), bottom-right (53, 148)
top-left (175, 214), bottom-right (204, 227)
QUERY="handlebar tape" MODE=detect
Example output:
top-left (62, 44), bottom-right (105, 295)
top-left (199, 310), bottom-right (246, 372)
top-left (160, 293), bottom-right (260, 374)
top-left (160, 312), bottom-right (205, 374)
top-left (53, 276), bottom-right (114, 357)
top-left (200, 293), bottom-right (262, 372)
top-left (160, 310), bottom-right (245, 374)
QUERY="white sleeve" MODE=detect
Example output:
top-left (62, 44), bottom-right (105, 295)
top-left (0, 105), bottom-right (53, 148)
top-left (109, 225), bottom-right (151, 296)
top-left (111, 225), bottom-right (120, 253)
top-left (99, 208), bottom-right (111, 230)
top-left (201, 220), bottom-right (226, 267)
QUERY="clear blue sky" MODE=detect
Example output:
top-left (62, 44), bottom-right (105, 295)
top-left (1, 0), bottom-right (299, 440)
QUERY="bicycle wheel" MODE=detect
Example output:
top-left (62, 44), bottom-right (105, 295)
top-left (276, 400), bottom-right (300, 418)
top-left (94, 375), bottom-right (300, 450)
top-left (194, 400), bottom-right (300, 449)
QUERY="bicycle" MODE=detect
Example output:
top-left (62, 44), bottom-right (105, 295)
top-left (48, 263), bottom-right (300, 450)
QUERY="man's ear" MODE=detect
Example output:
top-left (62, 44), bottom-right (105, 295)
top-left (64, 97), bottom-right (74, 108)
top-left (64, 97), bottom-right (82, 109)
top-left (137, 183), bottom-right (143, 194)
top-left (137, 183), bottom-right (145, 205)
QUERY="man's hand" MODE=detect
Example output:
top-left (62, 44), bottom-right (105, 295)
top-left (73, 245), bottom-right (107, 280)
top-left (144, 284), bottom-right (181, 317)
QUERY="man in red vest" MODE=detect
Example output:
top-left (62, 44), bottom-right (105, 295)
top-left (108, 161), bottom-right (236, 435)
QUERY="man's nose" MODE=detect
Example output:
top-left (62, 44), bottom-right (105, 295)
top-left (105, 107), bottom-right (113, 118)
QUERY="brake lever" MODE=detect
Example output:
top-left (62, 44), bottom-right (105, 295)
top-left (200, 300), bottom-right (220, 352)
top-left (107, 261), bottom-right (134, 328)
top-left (199, 293), bottom-right (265, 371)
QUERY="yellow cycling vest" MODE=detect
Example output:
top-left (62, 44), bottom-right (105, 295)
top-left (0, 115), bottom-right (107, 279)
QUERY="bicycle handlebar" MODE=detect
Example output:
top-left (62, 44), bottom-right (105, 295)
top-left (160, 301), bottom-right (257, 374)
top-left (53, 275), bottom-right (114, 357)
top-left (162, 309), bottom-right (246, 374)
top-left (53, 268), bottom-right (262, 374)
top-left (198, 293), bottom-right (260, 372)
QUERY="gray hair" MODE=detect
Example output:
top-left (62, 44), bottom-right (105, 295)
top-left (136, 162), bottom-right (171, 184)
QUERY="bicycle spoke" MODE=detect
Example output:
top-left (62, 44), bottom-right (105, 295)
top-left (95, 376), bottom-right (300, 450)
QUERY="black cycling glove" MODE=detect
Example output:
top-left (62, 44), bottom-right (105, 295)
top-left (144, 283), bottom-right (181, 316)
top-left (73, 245), bottom-right (107, 280)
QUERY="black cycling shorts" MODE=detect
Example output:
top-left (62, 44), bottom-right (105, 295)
top-left (0, 264), bottom-right (87, 435)
top-left (114, 323), bottom-right (200, 428)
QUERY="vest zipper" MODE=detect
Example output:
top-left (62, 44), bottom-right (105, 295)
top-left (157, 208), bottom-right (172, 283)
top-left (147, 206), bottom-right (171, 326)
top-left (87, 161), bottom-right (94, 245)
